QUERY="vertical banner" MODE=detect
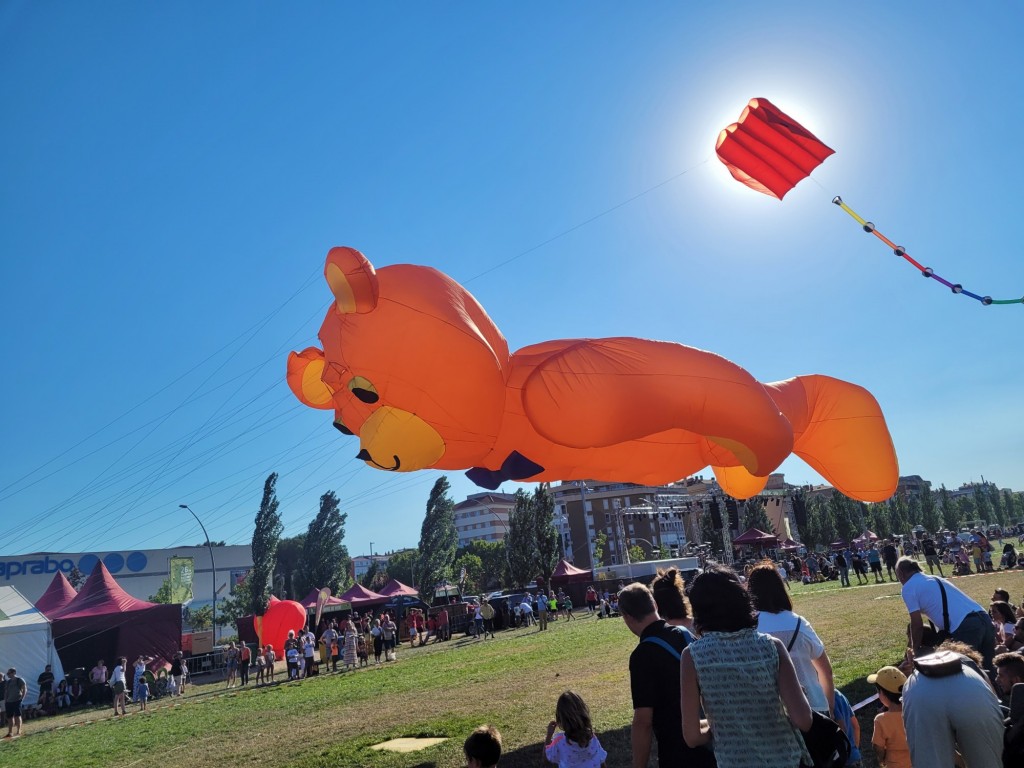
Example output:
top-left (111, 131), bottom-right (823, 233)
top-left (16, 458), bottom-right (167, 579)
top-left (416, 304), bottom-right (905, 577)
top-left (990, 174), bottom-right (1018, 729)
top-left (168, 556), bottom-right (195, 603)
top-left (314, 587), bottom-right (331, 629)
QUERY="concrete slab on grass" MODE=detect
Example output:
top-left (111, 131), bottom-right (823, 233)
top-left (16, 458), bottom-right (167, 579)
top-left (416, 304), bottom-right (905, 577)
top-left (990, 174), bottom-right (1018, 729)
top-left (370, 737), bottom-right (447, 753)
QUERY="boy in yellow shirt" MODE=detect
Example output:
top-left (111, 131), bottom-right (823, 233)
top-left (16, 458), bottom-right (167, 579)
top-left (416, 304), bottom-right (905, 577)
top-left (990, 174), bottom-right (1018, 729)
top-left (868, 666), bottom-right (911, 768)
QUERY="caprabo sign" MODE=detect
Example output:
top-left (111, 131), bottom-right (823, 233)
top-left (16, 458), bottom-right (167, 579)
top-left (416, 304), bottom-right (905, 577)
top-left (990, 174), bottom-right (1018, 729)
top-left (0, 551), bottom-right (149, 581)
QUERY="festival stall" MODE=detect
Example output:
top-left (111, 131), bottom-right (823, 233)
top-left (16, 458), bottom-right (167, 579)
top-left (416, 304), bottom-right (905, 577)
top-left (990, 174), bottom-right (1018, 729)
top-left (50, 562), bottom-right (181, 674)
top-left (549, 559), bottom-right (592, 606)
top-left (377, 579), bottom-right (419, 599)
top-left (0, 586), bottom-right (66, 703)
top-left (337, 583), bottom-right (390, 609)
top-left (732, 528), bottom-right (779, 550)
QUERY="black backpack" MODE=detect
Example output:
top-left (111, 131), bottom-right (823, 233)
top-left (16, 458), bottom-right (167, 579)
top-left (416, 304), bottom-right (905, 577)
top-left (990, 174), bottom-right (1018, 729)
top-left (787, 620), bottom-right (851, 768)
top-left (801, 711), bottom-right (851, 768)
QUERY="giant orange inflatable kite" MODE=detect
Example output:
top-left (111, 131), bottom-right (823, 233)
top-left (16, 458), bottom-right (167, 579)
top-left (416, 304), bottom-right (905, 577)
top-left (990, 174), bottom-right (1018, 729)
top-left (287, 247), bottom-right (898, 501)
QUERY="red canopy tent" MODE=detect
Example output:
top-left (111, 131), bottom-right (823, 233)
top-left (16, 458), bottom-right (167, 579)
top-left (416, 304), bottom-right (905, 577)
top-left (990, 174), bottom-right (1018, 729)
top-left (853, 531), bottom-right (879, 549)
top-left (550, 560), bottom-right (591, 585)
top-left (51, 562), bottom-right (181, 674)
top-left (297, 588), bottom-right (349, 610)
top-left (378, 579), bottom-right (419, 598)
top-left (35, 571), bottom-right (78, 617)
top-left (337, 583), bottom-right (390, 608)
top-left (778, 538), bottom-right (802, 552)
top-left (732, 528), bottom-right (779, 546)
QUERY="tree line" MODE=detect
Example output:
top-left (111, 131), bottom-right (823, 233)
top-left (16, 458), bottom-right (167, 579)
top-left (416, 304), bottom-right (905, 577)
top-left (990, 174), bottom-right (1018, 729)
top-left (795, 484), bottom-right (1024, 551)
top-left (158, 474), bottom-right (567, 629)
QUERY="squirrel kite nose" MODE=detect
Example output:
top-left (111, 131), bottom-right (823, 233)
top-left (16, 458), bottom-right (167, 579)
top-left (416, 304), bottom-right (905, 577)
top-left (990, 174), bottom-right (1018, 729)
top-left (355, 449), bottom-right (372, 461)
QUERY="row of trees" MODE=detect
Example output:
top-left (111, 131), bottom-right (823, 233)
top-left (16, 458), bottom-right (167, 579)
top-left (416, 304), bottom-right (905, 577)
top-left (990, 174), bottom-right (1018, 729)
top-left (797, 485), bottom-right (1024, 551)
top-left (154, 473), bottom-right (353, 629)
top-left (358, 481), bottom-right (564, 597)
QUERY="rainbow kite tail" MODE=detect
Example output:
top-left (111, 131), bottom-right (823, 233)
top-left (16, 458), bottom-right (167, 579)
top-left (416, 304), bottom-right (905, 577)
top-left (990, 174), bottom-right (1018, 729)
top-left (832, 196), bottom-right (1023, 306)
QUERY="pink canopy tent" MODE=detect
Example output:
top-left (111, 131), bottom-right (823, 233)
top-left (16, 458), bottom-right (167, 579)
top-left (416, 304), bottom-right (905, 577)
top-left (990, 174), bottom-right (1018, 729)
top-left (732, 528), bottom-right (779, 546)
top-left (337, 583), bottom-right (389, 607)
top-left (550, 559), bottom-right (591, 584)
top-left (378, 579), bottom-right (419, 598)
top-left (297, 588), bottom-right (349, 609)
top-left (853, 531), bottom-right (879, 548)
top-left (35, 571), bottom-right (78, 617)
top-left (778, 538), bottom-right (802, 552)
top-left (51, 562), bottom-right (181, 674)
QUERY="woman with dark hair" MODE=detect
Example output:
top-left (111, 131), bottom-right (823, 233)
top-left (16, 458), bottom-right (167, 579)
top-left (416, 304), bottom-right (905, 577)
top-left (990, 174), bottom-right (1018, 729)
top-left (681, 565), bottom-right (812, 767)
top-left (991, 600), bottom-right (1018, 648)
top-left (747, 560), bottom-right (835, 717)
top-left (650, 567), bottom-right (693, 632)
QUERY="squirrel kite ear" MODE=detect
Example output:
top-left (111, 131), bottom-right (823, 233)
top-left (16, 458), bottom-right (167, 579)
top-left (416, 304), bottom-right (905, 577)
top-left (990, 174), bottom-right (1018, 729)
top-left (324, 247), bottom-right (379, 314)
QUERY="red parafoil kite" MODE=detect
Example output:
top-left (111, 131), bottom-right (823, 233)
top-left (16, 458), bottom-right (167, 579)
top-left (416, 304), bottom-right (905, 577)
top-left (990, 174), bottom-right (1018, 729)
top-left (286, 247), bottom-right (899, 501)
top-left (253, 598), bottom-right (306, 653)
top-left (715, 98), bottom-right (833, 200)
top-left (718, 98), bottom-right (1023, 306)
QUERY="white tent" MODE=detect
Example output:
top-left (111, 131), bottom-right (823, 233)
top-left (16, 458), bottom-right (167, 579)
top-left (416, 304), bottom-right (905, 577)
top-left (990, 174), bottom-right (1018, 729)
top-left (0, 586), bottom-right (65, 704)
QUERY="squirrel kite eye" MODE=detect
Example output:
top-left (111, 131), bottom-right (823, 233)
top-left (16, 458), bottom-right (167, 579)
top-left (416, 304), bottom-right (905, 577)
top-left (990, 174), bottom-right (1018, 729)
top-left (348, 376), bottom-right (379, 404)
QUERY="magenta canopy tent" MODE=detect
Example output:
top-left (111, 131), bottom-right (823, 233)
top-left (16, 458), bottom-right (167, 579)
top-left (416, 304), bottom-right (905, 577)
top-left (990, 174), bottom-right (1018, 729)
top-left (297, 588), bottom-right (349, 610)
top-left (853, 531), bottom-right (879, 548)
top-left (551, 559), bottom-right (591, 584)
top-left (35, 571), bottom-right (78, 617)
top-left (732, 528), bottom-right (779, 546)
top-left (337, 583), bottom-right (390, 607)
top-left (51, 562), bottom-right (181, 674)
top-left (378, 579), bottom-right (419, 598)
top-left (829, 540), bottom-right (848, 551)
top-left (778, 538), bottom-right (802, 552)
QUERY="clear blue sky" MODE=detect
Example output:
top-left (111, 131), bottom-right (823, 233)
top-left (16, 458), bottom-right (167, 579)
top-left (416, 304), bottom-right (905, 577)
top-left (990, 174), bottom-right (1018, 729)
top-left (2, 3), bottom-right (1022, 557)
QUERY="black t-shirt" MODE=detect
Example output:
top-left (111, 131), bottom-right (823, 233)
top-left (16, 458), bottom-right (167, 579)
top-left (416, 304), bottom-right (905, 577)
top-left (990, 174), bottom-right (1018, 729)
top-left (923, 539), bottom-right (937, 556)
top-left (629, 620), bottom-right (716, 768)
top-left (37, 671), bottom-right (54, 693)
top-left (882, 544), bottom-right (898, 562)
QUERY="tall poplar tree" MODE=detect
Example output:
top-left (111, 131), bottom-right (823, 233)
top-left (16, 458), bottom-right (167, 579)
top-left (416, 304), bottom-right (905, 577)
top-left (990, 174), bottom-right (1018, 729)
top-left (921, 489), bottom-right (942, 534)
top-left (300, 491), bottom-right (351, 594)
top-left (417, 477), bottom-right (458, 601)
top-left (533, 484), bottom-right (561, 590)
top-left (743, 496), bottom-right (775, 534)
top-left (506, 489), bottom-right (538, 587)
top-left (249, 472), bottom-right (283, 613)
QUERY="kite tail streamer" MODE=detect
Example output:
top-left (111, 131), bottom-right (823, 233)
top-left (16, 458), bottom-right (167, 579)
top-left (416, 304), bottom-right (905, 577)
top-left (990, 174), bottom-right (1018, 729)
top-left (831, 196), bottom-right (1023, 306)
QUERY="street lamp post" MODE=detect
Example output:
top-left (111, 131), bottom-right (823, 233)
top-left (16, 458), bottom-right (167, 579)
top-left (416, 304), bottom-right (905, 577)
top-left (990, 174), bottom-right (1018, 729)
top-left (179, 504), bottom-right (218, 642)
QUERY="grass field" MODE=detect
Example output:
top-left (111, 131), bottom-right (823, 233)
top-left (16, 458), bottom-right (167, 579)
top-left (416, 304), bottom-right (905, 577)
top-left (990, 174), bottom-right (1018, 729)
top-left (4, 569), bottom-right (1023, 767)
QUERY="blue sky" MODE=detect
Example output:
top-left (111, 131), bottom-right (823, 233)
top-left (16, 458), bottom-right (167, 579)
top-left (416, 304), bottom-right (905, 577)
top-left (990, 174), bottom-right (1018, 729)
top-left (2, 3), bottom-right (1022, 557)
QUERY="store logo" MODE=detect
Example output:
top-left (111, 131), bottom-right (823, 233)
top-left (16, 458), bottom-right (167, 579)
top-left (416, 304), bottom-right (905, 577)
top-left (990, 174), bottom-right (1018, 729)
top-left (0, 551), bottom-right (149, 581)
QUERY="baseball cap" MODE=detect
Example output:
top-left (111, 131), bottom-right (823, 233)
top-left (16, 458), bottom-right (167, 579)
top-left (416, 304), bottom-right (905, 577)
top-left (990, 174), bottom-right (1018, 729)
top-left (868, 666), bottom-right (907, 694)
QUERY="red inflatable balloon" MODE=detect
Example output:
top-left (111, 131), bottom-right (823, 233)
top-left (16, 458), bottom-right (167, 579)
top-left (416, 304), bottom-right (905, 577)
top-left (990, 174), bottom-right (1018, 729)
top-left (253, 599), bottom-right (306, 652)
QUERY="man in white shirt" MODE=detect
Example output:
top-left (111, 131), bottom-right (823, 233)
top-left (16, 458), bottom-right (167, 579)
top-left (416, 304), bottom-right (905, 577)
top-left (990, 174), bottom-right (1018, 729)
top-left (519, 597), bottom-right (534, 627)
top-left (897, 556), bottom-right (996, 670)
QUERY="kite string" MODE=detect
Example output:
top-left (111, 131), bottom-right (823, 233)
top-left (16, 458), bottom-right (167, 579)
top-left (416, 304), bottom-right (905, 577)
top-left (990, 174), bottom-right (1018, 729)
top-left (462, 154), bottom-right (715, 285)
top-left (825, 191), bottom-right (1023, 306)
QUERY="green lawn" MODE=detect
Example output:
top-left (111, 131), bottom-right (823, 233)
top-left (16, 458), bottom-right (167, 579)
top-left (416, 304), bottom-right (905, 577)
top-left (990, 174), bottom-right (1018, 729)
top-left (5, 569), bottom-right (1022, 767)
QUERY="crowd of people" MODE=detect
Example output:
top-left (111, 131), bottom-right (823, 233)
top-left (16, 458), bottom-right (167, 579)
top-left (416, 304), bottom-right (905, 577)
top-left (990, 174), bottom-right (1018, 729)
top-left (749, 527), bottom-right (1020, 592)
top-left (7, 552), bottom-right (1024, 766)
